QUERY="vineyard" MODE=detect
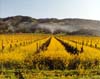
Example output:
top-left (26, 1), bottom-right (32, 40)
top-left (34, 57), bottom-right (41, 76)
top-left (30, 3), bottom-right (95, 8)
top-left (0, 34), bottom-right (100, 79)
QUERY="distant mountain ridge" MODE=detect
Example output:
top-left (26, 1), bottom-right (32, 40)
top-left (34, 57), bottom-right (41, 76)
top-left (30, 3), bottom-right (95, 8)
top-left (0, 15), bottom-right (100, 36)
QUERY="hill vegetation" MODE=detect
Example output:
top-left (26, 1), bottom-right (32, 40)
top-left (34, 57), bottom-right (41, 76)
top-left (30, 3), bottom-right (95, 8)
top-left (0, 15), bottom-right (100, 36)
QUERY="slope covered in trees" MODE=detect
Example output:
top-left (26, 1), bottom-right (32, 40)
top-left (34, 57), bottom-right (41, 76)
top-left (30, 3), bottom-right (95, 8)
top-left (0, 15), bottom-right (100, 36)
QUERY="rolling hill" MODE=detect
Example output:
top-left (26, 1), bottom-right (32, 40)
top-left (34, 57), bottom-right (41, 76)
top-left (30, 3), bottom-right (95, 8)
top-left (0, 15), bottom-right (100, 36)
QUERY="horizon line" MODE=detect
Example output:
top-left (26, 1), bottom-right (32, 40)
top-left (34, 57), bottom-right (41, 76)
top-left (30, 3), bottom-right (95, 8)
top-left (0, 15), bottom-right (100, 21)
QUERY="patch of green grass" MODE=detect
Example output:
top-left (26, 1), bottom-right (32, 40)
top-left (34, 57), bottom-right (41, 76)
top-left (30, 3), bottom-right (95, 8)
top-left (0, 69), bottom-right (100, 79)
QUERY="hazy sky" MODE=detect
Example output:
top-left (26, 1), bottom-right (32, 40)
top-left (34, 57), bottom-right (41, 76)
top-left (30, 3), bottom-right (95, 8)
top-left (0, 0), bottom-right (100, 20)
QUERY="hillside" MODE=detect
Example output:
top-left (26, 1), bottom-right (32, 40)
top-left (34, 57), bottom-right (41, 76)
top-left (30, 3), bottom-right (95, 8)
top-left (0, 15), bottom-right (100, 36)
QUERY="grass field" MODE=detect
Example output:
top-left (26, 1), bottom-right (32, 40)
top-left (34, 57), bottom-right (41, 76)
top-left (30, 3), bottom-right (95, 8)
top-left (0, 34), bottom-right (100, 79)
